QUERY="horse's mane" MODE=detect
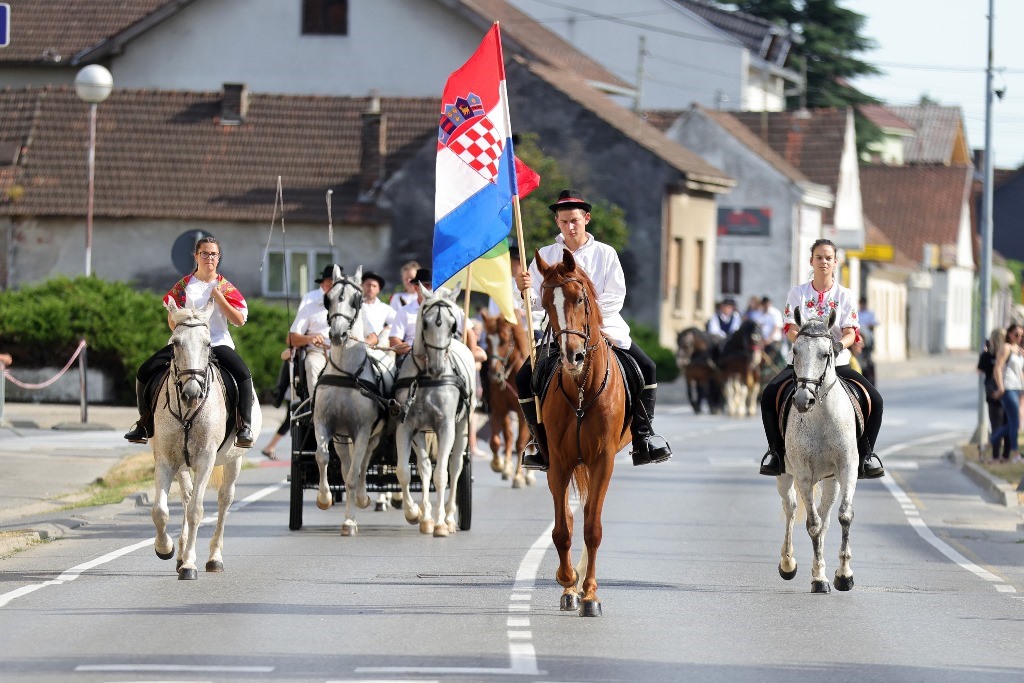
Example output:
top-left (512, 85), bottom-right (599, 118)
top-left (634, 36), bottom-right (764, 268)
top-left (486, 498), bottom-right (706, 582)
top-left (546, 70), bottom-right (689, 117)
top-left (543, 260), bottom-right (604, 327)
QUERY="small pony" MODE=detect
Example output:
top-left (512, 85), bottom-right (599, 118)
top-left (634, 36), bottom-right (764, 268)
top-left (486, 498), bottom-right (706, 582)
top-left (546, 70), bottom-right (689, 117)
top-left (312, 265), bottom-right (396, 537)
top-left (776, 308), bottom-right (859, 593)
top-left (536, 249), bottom-right (631, 617)
top-left (150, 298), bottom-right (262, 580)
top-left (480, 309), bottom-right (535, 488)
top-left (392, 284), bottom-right (476, 537)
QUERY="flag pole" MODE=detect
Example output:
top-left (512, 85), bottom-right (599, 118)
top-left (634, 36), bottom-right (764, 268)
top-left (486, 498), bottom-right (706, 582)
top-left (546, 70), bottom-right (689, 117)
top-left (511, 195), bottom-right (536, 367)
top-left (462, 262), bottom-right (473, 344)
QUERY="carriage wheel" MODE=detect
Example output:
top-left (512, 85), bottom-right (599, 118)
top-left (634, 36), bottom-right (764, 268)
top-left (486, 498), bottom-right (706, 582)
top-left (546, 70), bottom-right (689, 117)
top-left (457, 450), bottom-right (473, 531)
top-left (289, 453), bottom-right (304, 531)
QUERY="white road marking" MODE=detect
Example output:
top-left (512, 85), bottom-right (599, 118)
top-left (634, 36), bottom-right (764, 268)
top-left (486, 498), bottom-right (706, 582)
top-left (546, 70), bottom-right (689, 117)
top-left (879, 432), bottom-right (1015, 593)
top-left (0, 481), bottom-right (286, 609)
top-left (76, 664), bottom-right (272, 673)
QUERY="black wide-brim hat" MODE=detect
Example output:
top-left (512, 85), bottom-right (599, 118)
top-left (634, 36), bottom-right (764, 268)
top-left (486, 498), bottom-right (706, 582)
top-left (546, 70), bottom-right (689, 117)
top-left (362, 271), bottom-right (386, 290)
top-left (314, 263), bottom-right (342, 284)
top-left (548, 188), bottom-right (592, 213)
top-left (410, 268), bottom-right (432, 286)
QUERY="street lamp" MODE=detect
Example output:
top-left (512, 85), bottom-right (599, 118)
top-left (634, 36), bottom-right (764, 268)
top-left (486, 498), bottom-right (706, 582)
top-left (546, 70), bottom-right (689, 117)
top-left (74, 65), bottom-right (113, 424)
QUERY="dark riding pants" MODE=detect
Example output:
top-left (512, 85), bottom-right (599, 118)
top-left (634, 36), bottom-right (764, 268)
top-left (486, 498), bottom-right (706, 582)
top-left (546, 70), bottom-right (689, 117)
top-left (137, 344), bottom-right (254, 424)
top-left (515, 341), bottom-right (657, 399)
top-left (761, 364), bottom-right (883, 453)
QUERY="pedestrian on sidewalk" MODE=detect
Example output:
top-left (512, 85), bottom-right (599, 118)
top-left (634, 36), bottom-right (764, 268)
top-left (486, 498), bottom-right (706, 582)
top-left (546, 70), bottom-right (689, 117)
top-left (978, 327), bottom-right (1010, 462)
top-left (988, 324), bottom-right (1023, 462)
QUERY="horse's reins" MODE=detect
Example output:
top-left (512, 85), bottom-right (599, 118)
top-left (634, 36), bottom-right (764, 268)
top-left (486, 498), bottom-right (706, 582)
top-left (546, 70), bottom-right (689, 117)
top-left (166, 317), bottom-right (215, 468)
top-left (794, 326), bottom-right (838, 403)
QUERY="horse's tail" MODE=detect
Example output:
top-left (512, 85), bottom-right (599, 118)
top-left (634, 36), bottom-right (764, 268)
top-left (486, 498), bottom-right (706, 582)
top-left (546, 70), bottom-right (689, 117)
top-left (210, 465), bottom-right (224, 490)
top-left (571, 463), bottom-right (589, 508)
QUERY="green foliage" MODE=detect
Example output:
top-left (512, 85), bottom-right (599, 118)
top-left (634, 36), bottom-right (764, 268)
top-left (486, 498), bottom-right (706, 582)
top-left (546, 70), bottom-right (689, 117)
top-left (0, 276), bottom-right (291, 403)
top-left (1004, 259), bottom-right (1024, 305)
top-left (628, 320), bottom-right (680, 384)
top-left (512, 133), bottom-right (629, 254)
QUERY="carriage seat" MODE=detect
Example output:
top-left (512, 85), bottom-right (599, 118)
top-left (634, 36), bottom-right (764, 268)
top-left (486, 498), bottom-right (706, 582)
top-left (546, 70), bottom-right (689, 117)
top-left (145, 363), bottom-right (240, 451)
top-left (777, 375), bottom-right (868, 442)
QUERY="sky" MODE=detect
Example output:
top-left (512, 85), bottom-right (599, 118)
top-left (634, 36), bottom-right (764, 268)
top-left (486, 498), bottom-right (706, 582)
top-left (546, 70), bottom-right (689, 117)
top-left (848, 0), bottom-right (1024, 169)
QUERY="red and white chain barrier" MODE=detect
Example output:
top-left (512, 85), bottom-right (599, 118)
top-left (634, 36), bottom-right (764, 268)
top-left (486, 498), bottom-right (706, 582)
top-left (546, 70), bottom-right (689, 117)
top-left (2, 339), bottom-right (88, 390)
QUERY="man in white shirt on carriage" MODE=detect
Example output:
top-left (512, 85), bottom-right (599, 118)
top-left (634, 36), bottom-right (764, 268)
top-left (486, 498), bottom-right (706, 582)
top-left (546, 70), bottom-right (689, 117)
top-left (288, 264), bottom-right (341, 397)
top-left (360, 270), bottom-right (395, 345)
top-left (389, 267), bottom-right (432, 363)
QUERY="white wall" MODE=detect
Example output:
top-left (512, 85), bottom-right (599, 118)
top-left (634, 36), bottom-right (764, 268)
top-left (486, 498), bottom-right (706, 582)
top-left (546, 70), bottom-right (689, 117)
top-left (109, 0), bottom-right (484, 96)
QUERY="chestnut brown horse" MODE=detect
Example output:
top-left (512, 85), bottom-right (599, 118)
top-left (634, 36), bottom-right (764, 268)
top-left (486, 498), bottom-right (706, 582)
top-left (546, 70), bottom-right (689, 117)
top-left (480, 310), bottom-right (535, 488)
top-left (536, 248), bottom-right (630, 617)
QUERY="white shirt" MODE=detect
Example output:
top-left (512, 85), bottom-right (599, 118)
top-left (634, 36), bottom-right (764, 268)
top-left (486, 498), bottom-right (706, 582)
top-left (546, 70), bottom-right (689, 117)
top-left (525, 234), bottom-right (631, 348)
top-left (289, 294), bottom-right (330, 351)
top-left (390, 297), bottom-right (466, 348)
top-left (783, 280), bottom-right (859, 366)
top-left (362, 298), bottom-right (396, 337)
top-left (762, 305), bottom-right (784, 343)
top-left (171, 276), bottom-right (246, 349)
top-left (706, 311), bottom-right (742, 338)
top-left (390, 291), bottom-right (417, 313)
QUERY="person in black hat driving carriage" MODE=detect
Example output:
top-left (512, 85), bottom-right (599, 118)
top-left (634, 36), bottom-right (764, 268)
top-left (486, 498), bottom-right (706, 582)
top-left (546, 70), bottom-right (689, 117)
top-left (513, 189), bottom-right (673, 471)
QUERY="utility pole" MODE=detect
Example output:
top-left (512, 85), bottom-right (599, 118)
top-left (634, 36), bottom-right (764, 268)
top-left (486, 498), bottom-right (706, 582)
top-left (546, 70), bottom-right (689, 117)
top-left (633, 35), bottom-right (646, 113)
top-left (978, 0), bottom-right (995, 451)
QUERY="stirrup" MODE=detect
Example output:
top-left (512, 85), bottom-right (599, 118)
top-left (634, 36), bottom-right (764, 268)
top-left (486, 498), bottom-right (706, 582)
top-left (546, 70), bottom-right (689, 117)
top-left (234, 425), bottom-right (254, 449)
top-left (124, 421), bottom-right (149, 445)
top-left (521, 440), bottom-right (548, 471)
top-left (859, 453), bottom-right (885, 480)
top-left (759, 449), bottom-right (784, 476)
top-left (631, 435), bottom-right (672, 466)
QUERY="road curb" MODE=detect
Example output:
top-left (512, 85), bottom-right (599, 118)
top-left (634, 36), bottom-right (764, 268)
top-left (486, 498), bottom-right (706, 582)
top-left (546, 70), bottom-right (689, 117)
top-left (953, 445), bottom-right (1020, 508)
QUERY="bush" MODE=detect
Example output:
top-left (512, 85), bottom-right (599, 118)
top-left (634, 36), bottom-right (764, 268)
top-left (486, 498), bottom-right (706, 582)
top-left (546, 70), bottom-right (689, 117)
top-left (628, 320), bottom-right (680, 383)
top-left (0, 276), bottom-right (292, 404)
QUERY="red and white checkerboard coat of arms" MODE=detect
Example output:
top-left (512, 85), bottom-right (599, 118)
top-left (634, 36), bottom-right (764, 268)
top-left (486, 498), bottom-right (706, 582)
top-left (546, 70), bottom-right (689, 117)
top-left (438, 92), bottom-right (504, 184)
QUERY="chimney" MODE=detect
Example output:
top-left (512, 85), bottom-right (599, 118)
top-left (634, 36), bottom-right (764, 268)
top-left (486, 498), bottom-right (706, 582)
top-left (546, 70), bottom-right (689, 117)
top-left (359, 90), bottom-right (386, 199)
top-left (221, 83), bottom-right (249, 125)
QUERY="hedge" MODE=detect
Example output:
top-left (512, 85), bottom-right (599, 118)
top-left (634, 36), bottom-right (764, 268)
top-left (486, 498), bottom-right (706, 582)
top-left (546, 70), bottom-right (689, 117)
top-left (627, 320), bottom-right (680, 384)
top-left (0, 276), bottom-right (292, 404)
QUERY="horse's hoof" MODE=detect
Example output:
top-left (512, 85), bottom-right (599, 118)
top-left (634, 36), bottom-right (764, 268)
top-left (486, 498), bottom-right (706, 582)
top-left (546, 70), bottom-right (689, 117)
top-left (391, 495), bottom-right (403, 510)
top-left (491, 456), bottom-right (503, 473)
top-left (356, 495), bottom-right (371, 510)
top-left (501, 472), bottom-right (510, 481)
top-left (404, 505), bottom-right (421, 525)
top-left (432, 523), bottom-right (449, 538)
top-left (834, 574), bottom-right (854, 591)
top-left (155, 547), bottom-right (175, 561)
top-left (811, 580), bottom-right (831, 594)
top-left (341, 522), bottom-right (357, 537)
top-left (580, 600), bottom-right (602, 617)
top-left (205, 560), bottom-right (224, 573)
top-left (316, 495), bottom-right (332, 510)
top-left (525, 471), bottom-right (536, 486)
top-left (512, 475), bottom-right (524, 489)
top-left (178, 567), bottom-right (198, 581)
top-left (419, 519), bottom-right (435, 535)
top-left (560, 593), bottom-right (580, 611)
top-left (779, 564), bottom-right (797, 581)
top-left (374, 501), bottom-right (386, 512)
top-left (176, 559), bottom-right (183, 572)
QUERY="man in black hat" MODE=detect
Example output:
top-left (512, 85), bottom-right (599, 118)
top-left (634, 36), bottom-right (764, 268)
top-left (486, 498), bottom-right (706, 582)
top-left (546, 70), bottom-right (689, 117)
top-left (361, 270), bottom-right (395, 342)
top-left (389, 267), bottom-right (433, 361)
top-left (288, 263), bottom-right (342, 394)
top-left (513, 189), bottom-right (672, 470)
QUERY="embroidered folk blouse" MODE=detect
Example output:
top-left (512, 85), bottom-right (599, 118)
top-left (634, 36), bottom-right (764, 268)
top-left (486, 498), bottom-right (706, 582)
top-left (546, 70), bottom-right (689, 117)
top-left (782, 280), bottom-right (859, 366)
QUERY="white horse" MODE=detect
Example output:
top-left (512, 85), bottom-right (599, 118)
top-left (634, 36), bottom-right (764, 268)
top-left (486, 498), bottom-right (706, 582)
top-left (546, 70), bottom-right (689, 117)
top-left (150, 299), bottom-right (263, 580)
top-left (776, 309), bottom-right (858, 593)
top-left (312, 265), bottom-right (396, 536)
top-left (393, 284), bottom-right (476, 537)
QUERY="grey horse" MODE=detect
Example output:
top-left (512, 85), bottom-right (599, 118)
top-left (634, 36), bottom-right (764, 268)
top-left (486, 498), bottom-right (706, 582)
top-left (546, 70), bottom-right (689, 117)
top-left (393, 283), bottom-right (476, 537)
top-left (777, 308), bottom-right (858, 593)
top-left (150, 298), bottom-right (263, 580)
top-left (312, 265), bottom-right (396, 536)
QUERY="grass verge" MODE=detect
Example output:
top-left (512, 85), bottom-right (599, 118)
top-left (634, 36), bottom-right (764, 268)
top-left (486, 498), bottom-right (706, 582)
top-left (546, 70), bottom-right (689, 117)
top-left (57, 452), bottom-right (155, 511)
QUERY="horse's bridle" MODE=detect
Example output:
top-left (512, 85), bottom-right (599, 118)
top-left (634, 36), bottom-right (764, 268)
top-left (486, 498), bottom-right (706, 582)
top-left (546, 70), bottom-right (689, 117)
top-left (488, 329), bottom-right (517, 385)
top-left (418, 298), bottom-right (458, 355)
top-left (793, 326), bottom-right (837, 402)
top-left (167, 315), bottom-right (214, 468)
top-left (325, 279), bottom-right (362, 331)
top-left (541, 277), bottom-right (600, 358)
top-left (171, 318), bottom-right (212, 393)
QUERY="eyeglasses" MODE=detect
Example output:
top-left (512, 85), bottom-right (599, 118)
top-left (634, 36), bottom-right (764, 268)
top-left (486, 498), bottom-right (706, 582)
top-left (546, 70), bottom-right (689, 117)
top-left (198, 251), bottom-right (220, 260)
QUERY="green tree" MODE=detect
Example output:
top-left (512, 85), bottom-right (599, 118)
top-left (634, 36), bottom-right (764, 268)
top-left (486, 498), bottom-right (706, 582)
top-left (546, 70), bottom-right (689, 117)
top-left (512, 134), bottom-right (628, 255)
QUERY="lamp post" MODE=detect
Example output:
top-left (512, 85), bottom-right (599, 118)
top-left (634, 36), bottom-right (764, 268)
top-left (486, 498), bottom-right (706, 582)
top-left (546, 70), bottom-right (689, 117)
top-left (74, 65), bottom-right (113, 424)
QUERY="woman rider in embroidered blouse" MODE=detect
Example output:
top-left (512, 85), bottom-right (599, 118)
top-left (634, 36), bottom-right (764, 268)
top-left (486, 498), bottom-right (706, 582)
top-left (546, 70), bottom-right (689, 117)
top-left (124, 236), bottom-right (256, 448)
top-left (759, 239), bottom-right (885, 479)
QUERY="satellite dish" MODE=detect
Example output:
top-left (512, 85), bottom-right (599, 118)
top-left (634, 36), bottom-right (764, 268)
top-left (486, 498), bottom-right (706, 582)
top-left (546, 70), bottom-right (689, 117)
top-left (171, 230), bottom-right (215, 274)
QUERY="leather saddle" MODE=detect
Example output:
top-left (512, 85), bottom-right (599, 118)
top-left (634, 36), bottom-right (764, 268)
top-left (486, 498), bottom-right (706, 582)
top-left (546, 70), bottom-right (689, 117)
top-left (778, 374), bottom-right (869, 441)
top-left (146, 361), bottom-right (239, 451)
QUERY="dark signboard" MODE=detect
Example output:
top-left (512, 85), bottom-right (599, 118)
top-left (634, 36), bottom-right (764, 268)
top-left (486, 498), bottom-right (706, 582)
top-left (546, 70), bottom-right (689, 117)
top-left (718, 207), bottom-right (771, 236)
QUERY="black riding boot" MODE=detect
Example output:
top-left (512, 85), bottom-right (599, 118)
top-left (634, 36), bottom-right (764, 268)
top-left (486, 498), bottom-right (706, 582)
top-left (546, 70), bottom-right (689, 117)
top-left (759, 446), bottom-right (785, 476)
top-left (519, 398), bottom-right (548, 471)
top-left (858, 437), bottom-right (885, 479)
top-left (124, 380), bottom-right (153, 444)
top-left (631, 388), bottom-right (672, 466)
top-left (234, 378), bottom-right (255, 448)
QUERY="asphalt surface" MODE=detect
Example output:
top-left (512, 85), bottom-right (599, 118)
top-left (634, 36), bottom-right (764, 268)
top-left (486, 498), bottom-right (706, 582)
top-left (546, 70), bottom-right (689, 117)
top-left (0, 351), bottom-right (1003, 558)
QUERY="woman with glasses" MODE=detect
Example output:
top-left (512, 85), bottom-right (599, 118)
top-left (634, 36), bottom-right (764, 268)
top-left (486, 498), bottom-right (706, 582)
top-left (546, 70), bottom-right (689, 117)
top-left (988, 324), bottom-right (1024, 462)
top-left (124, 236), bottom-right (256, 448)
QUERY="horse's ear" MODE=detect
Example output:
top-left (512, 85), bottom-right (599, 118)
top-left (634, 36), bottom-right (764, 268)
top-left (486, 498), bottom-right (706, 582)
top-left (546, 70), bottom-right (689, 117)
top-left (562, 248), bottom-right (576, 271)
top-left (827, 308), bottom-right (837, 330)
top-left (417, 282), bottom-right (432, 299)
top-left (353, 265), bottom-right (363, 283)
top-left (199, 296), bottom-right (216, 321)
top-left (793, 306), bottom-right (802, 327)
top-left (449, 282), bottom-right (463, 300)
top-left (535, 249), bottom-right (550, 276)
top-left (165, 298), bottom-right (179, 314)
top-left (333, 264), bottom-right (344, 282)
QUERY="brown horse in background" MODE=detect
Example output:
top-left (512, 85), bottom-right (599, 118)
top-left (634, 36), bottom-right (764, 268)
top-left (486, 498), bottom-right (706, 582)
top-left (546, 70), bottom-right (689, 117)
top-left (481, 310), bottom-right (535, 488)
top-left (536, 248), bottom-right (630, 617)
top-left (717, 319), bottom-right (764, 417)
top-left (676, 326), bottom-right (723, 414)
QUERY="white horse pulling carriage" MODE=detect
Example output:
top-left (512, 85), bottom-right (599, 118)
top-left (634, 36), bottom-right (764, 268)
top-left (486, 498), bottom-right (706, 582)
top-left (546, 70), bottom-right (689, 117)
top-left (287, 271), bottom-right (473, 535)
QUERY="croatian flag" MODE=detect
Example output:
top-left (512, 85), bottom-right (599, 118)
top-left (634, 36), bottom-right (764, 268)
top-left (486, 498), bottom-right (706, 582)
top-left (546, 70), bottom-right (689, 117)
top-left (433, 23), bottom-right (518, 289)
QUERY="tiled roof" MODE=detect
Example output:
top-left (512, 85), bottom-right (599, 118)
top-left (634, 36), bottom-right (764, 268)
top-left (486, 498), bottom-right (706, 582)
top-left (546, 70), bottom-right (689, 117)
top-left (0, 86), bottom-right (438, 223)
top-left (526, 62), bottom-right (733, 189)
top-left (457, 0), bottom-right (632, 92)
top-left (862, 216), bottom-right (917, 269)
top-left (730, 108), bottom-right (849, 223)
top-left (695, 106), bottom-right (810, 185)
top-left (886, 105), bottom-right (966, 164)
top-left (640, 109), bottom-right (683, 133)
top-left (672, 0), bottom-right (797, 58)
top-left (860, 164), bottom-right (972, 266)
top-left (0, 0), bottom-right (178, 64)
top-left (858, 104), bottom-right (914, 133)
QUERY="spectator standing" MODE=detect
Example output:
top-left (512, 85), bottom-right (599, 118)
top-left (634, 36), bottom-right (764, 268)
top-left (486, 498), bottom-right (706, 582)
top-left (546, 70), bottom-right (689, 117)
top-left (988, 324), bottom-right (1023, 462)
top-left (978, 327), bottom-right (1009, 462)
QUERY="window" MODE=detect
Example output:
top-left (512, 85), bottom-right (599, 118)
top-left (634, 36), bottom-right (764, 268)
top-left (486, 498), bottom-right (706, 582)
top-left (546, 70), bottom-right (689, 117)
top-left (693, 239), bottom-right (705, 312)
top-left (302, 0), bottom-right (348, 36)
top-left (720, 261), bottom-right (742, 297)
top-left (671, 238), bottom-right (684, 311)
top-left (264, 249), bottom-right (334, 297)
